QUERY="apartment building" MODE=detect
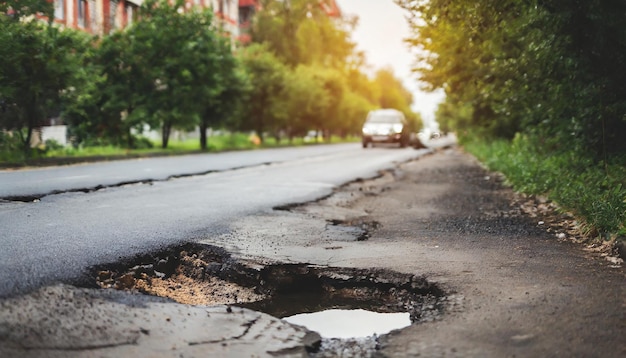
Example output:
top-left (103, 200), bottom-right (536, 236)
top-left (51, 0), bottom-right (240, 38)
top-left (49, 0), bottom-right (338, 42)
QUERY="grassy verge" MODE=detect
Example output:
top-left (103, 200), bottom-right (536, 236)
top-left (462, 133), bottom-right (626, 243)
top-left (0, 133), bottom-right (359, 168)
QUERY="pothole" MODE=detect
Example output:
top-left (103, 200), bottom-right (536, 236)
top-left (325, 219), bottom-right (381, 241)
top-left (89, 242), bottom-right (446, 356)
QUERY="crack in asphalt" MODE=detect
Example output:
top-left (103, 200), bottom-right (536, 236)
top-left (272, 171), bottom-right (388, 212)
top-left (3, 148), bottom-right (437, 203)
top-left (15, 339), bottom-right (140, 352)
top-left (1, 162), bottom-right (275, 203)
top-left (187, 315), bottom-right (261, 346)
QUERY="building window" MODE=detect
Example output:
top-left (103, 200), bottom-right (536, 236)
top-left (239, 4), bottom-right (254, 26)
top-left (110, 0), bottom-right (118, 30)
top-left (77, 0), bottom-right (87, 28)
top-left (54, 0), bottom-right (65, 20)
top-left (89, 0), bottom-right (98, 31)
top-left (125, 3), bottom-right (137, 26)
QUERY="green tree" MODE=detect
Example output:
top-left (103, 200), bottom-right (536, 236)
top-left (131, 0), bottom-right (208, 148)
top-left (96, 0), bottom-right (238, 149)
top-left (237, 44), bottom-right (288, 144)
top-left (0, 16), bottom-right (90, 154)
top-left (251, 0), bottom-right (355, 68)
top-left (397, 0), bottom-right (626, 158)
top-left (397, 0), bottom-right (534, 138)
top-left (200, 62), bottom-right (249, 150)
top-left (89, 30), bottom-right (147, 148)
top-left (370, 68), bottom-right (421, 131)
top-left (373, 69), bottom-right (412, 110)
top-left (0, 0), bottom-right (53, 21)
top-left (317, 68), bottom-right (347, 139)
top-left (344, 67), bottom-right (378, 107)
top-left (283, 64), bottom-right (329, 141)
top-left (338, 91), bottom-right (372, 138)
top-left (190, 10), bottom-right (248, 151)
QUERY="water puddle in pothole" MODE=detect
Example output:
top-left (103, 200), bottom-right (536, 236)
top-left (284, 308), bottom-right (411, 339)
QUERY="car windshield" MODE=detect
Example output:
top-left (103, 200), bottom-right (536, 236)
top-left (366, 115), bottom-right (402, 124)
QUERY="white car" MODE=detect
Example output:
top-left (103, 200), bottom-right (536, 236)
top-left (361, 109), bottom-right (409, 148)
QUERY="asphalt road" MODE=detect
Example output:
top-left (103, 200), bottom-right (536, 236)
top-left (0, 143), bottom-right (438, 298)
top-left (0, 144), bottom-right (368, 199)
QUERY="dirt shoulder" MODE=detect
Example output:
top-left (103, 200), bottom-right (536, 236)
top-left (364, 148), bottom-right (626, 357)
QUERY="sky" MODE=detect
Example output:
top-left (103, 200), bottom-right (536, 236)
top-left (335, 0), bottom-right (445, 129)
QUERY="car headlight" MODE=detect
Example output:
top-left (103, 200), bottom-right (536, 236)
top-left (392, 124), bottom-right (404, 133)
top-left (362, 125), bottom-right (373, 135)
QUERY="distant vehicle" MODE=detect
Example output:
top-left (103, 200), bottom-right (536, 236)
top-left (361, 109), bottom-right (409, 148)
top-left (417, 129), bottom-right (441, 143)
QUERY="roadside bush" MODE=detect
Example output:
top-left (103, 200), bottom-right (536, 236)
top-left (44, 139), bottom-right (64, 151)
top-left (131, 137), bottom-right (154, 150)
top-left (0, 131), bottom-right (25, 162)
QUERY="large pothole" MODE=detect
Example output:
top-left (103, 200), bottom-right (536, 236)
top-left (90, 242), bottom-right (446, 356)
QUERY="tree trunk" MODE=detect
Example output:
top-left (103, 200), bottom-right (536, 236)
top-left (127, 128), bottom-right (134, 149)
top-left (22, 103), bottom-right (38, 156)
top-left (200, 120), bottom-right (208, 150)
top-left (19, 127), bottom-right (33, 156)
top-left (162, 122), bottom-right (171, 149)
top-left (125, 107), bottom-right (135, 149)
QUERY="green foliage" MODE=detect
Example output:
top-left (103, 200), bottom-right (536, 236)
top-left (0, 15), bottom-right (91, 154)
top-left (0, 131), bottom-right (25, 162)
top-left (373, 68), bottom-right (412, 111)
top-left (371, 68), bottom-right (421, 130)
top-left (73, 0), bottom-right (240, 150)
top-left (397, 0), bottom-right (626, 159)
top-left (199, 52), bottom-right (249, 150)
top-left (283, 64), bottom-right (330, 139)
top-left (0, 0), bottom-right (53, 20)
top-left (237, 44), bottom-right (288, 143)
top-left (316, 67), bottom-right (347, 138)
top-left (44, 139), bottom-right (64, 151)
top-left (251, 0), bottom-right (355, 68)
top-left (338, 91), bottom-right (372, 138)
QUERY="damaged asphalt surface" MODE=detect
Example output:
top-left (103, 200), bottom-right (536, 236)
top-left (1, 144), bottom-right (625, 357)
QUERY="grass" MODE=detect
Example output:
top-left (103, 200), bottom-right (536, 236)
top-left (462, 133), bottom-right (626, 241)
